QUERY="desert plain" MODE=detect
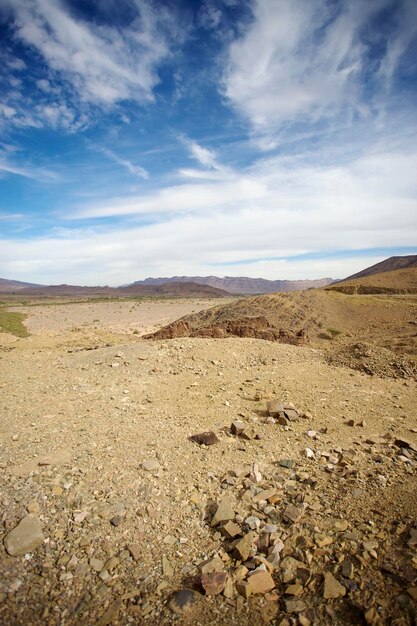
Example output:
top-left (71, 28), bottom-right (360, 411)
top-left (0, 292), bottom-right (416, 626)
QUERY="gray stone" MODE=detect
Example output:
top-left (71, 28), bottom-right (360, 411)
top-left (4, 515), bottom-right (44, 556)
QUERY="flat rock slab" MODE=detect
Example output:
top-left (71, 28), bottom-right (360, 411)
top-left (4, 514), bottom-right (44, 556)
top-left (247, 570), bottom-right (275, 594)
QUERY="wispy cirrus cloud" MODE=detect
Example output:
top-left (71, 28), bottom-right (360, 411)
top-left (100, 148), bottom-right (149, 180)
top-left (6, 0), bottom-right (172, 105)
top-left (0, 151), bottom-right (59, 181)
top-left (223, 0), bottom-right (417, 146)
top-left (0, 0), bottom-right (180, 132)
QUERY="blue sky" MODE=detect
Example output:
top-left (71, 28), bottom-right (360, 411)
top-left (0, 0), bottom-right (416, 285)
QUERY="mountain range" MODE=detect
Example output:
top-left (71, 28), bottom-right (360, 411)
top-left (130, 275), bottom-right (334, 294)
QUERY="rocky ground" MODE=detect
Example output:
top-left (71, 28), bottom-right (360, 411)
top-left (0, 298), bottom-right (416, 625)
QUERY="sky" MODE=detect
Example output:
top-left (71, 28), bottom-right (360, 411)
top-left (0, 0), bottom-right (417, 286)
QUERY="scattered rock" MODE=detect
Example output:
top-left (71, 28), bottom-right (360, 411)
top-left (190, 431), bottom-right (219, 446)
top-left (4, 515), bottom-right (44, 556)
top-left (247, 570), bottom-right (275, 594)
top-left (95, 599), bottom-right (122, 626)
top-left (234, 531), bottom-right (257, 561)
top-left (201, 571), bottom-right (227, 595)
top-left (142, 458), bottom-right (161, 473)
top-left (231, 421), bottom-right (245, 436)
top-left (323, 572), bottom-right (346, 599)
top-left (283, 504), bottom-right (303, 524)
top-left (211, 497), bottom-right (234, 526)
top-left (127, 544), bottom-right (141, 561)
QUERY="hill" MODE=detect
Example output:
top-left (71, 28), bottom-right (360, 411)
top-left (7, 281), bottom-right (230, 298)
top-left (131, 275), bottom-right (334, 294)
top-left (342, 254), bottom-right (417, 281)
top-left (327, 266), bottom-right (417, 294)
top-left (0, 278), bottom-right (42, 292)
top-left (145, 289), bottom-right (417, 379)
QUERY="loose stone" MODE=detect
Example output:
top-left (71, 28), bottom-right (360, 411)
top-left (211, 497), bottom-right (234, 527)
top-left (201, 571), bottom-right (227, 595)
top-left (323, 572), bottom-right (346, 599)
top-left (190, 431), bottom-right (219, 445)
top-left (4, 515), bottom-right (44, 556)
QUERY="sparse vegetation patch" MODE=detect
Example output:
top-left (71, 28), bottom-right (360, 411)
top-left (0, 306), bottom-right (29, 337)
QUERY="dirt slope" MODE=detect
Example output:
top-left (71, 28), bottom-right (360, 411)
top-left (145, 290), bottom-right (417, 379)
top-left (342, 255), bottom-right (417, 282)
top-left (326, 267), bottom-right (417, 294)
top-left (0, 300), bottom-right (416, 626)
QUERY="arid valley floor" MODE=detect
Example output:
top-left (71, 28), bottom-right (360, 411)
top-left (0, 295), bottom-right (416, 625)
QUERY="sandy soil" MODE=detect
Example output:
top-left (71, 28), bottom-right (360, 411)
top-left (0, 299), bottom-right (416, 625)
top-left (11, 299), bottom-right (232, 337)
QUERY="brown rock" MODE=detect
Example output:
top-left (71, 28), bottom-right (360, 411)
top-left (284, 599), bottom-right (307, 613)
top-left (341, 559), bottom-right (354, 579)
top-left (267, 401), bottom-right (285, 416)
top-left (127, 544), bottom-right (141, 561)
top-left (253, 488), bottom-right (277, 503)
top-left (240, 426), bottom-right (259, 440)
top-left (211, 497), bottom-right (234, 526)
top-left (95, 600), bottom-right (122, 626)
top-left (236, 581), bottom-right (252, 598)
top-left (285, 583), bottom-right (303, 596)
top-left (223, 576), bottom-right (235, 598)
top-left (284, 409), bottom-right (299, 422)
top-left (190, 431), bottom-right (219, 446)
top-left (247, 570), bottom-right (276, 595)
top-left (323, 572), bottom-right (346, 599)
top-left (231, 421), bottom-right (245, 435)
top-left (201, 571), bottom-right (227, 595)
top-left (220, 521), bottom-right (241, 539)
top-left (199, 556), bottom-right (224, 574)
top-left (4, 515), bottom-right (44, 556)
top-left (283, 504), bottom-right (303, 524)
top-left (234, 531), bottom-right (257, 561)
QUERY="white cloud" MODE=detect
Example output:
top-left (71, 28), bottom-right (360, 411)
top-left (223, 0), bottom-right (414, 142)
top-left (0, 148), bottom-right (60, 181)
top-left (6, 57), bottom-right (26, 70)
top-left (0, 103), bottom-right (17, 119)
top-left (378, 0), bottom-right (417, 86)
top-left (4, 136), bottom-right (403, 282)
top-left (101, 148), bottom-right (149, 180)
top-left (181, 137), bottom-right (220, 170)
top-left (5, 0), bottom-right (174, 108)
